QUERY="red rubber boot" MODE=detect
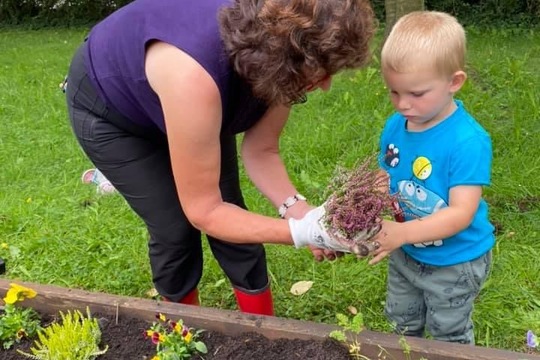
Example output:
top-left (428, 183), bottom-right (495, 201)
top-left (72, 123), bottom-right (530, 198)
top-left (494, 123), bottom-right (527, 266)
top-left (179, 288), bottom-right (200, 305)
top-left (163, 288), bottom-right (199, 305)
top-left (233, 284), bottom-right (274, 316)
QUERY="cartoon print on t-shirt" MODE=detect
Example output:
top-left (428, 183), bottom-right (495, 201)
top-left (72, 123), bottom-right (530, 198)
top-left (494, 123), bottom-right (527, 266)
top-left (384, 143), bottom-right (400, 168)
top-left (412, 156), bottom-right (432, 180)
top-left (397, 155), bottom-right (446, 248)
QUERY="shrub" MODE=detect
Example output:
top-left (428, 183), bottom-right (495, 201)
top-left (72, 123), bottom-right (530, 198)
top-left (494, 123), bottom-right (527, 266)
top-left (18, 308), bottom-right (107, 360)
top-left (323, 157), bottom-right (397, 256)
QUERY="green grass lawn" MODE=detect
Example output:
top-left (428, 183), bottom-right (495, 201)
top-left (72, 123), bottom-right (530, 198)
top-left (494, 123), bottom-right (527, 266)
top-left (0, 27), bottom-right (538, 353)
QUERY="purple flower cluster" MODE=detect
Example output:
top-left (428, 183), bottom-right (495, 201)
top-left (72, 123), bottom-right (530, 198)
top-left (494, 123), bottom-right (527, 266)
top-left (324, 158), bottom-right (397, 252)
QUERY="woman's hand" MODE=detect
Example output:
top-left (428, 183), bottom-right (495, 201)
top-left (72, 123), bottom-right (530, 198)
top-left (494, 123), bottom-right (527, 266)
top-left (286, 201), bottom-right (340, 261)
top-left (289, 206), bottom-right (355, 253)
top-left (309, 246), bottom-right (342, 262)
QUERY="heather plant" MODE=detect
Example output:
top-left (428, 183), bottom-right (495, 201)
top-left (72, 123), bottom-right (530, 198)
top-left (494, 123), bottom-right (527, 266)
top-left (323, 157), bottom-right (397, 256)
top-left (18, 308), bottom-right (108, 360)
top-left (0, 283), bottom-right (41, 350)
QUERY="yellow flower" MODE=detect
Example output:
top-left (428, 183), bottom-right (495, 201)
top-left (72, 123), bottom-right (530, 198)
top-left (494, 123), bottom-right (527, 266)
top-left (184, 331), bottom-right (193, 343)
top-left (151, 356), bottom-right (160, 360)
top-left (3, 283), bottom-right (37, 304)
top-left (158, 313), bottom-right (166, 322)
top-left (173, 322), bottom-right (182, 333)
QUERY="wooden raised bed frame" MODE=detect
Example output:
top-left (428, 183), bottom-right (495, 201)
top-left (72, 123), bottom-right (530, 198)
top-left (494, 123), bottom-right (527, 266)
top-left (1, 279), bottom-right (538, 360)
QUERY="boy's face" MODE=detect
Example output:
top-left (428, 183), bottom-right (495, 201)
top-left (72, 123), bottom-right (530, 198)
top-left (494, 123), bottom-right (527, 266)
top-left (383, 67), bottom-right (464, 131)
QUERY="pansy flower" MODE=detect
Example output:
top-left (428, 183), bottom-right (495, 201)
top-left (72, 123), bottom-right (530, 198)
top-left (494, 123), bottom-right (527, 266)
top-left (184, 331), bottom-right (193, 343)
top-left (151, 331), bottom-right (165, 344)
top-left (172, 321), bottom-right (182, 333)
top-left (16, 329), bottom-right (27, 339)
top-left (3, 283), bottom-right (37, 304)
top-left (146, 313), bottom-right (207, 357)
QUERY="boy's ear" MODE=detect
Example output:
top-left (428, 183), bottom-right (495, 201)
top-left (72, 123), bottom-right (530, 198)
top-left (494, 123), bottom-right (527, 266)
top-left (449, 71), bottom-right (467, 93)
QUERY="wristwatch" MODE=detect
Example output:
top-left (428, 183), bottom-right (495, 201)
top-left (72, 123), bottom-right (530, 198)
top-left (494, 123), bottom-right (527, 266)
top-left (278, 193), bottom-right (307, 218)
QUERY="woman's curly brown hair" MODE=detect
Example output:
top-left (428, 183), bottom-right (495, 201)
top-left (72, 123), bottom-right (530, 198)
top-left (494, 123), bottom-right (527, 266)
top-left (219, 0), bottom-right (376, 105)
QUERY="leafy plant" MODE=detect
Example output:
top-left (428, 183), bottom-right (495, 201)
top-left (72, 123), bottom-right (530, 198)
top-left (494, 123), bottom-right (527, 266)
top-left (324, 157), bottom-right (397, 256)
top-left (0, 283), bottom-right (41, 349)
top-left (145, 313), bottom-right (207, 360)
top-left (18, 307), bottom-right (108, 360)
top-left (392, 334), bottom-right (428, 360)
top-left (329, 312), bottom-right (368, 359)
top-left (330, 312), bottom-right (429, 360)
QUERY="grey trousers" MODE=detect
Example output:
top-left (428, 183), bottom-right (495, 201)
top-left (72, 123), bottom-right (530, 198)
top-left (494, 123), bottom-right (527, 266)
top-left (65, 42), bottom-right (269, 302)
top-left (385, 248), bottom-right (491, 344)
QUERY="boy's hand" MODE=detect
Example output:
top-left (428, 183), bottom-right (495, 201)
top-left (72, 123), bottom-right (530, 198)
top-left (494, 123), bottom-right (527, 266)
top-left (368, 219), bottom-right (407, 265)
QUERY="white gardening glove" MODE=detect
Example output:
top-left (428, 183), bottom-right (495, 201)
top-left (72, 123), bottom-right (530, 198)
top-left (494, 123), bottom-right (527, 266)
top-left (288, 205), bottom-right (352, 253)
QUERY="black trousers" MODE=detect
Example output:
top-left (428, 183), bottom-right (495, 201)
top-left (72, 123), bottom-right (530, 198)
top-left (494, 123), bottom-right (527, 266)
top-left (65, 43), bottom-right (269, 302)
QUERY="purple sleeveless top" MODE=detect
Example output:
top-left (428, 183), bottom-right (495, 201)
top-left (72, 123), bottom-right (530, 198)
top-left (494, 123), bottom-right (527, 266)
top-left (84, 0), bottom-right (267, 134)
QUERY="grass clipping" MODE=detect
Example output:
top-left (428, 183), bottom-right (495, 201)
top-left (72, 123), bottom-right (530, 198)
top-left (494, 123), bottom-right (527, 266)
top-left (324, 158), bottom-right (397, 256)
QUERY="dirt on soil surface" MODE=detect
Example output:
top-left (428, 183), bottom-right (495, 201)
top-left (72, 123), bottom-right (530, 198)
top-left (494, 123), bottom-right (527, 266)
top-left (0, 312), bottom-right (351, 360)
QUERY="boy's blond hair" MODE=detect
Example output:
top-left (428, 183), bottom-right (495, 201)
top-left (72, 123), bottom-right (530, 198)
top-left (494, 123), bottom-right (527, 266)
top-left (381, 11), bottom-right (465, 77)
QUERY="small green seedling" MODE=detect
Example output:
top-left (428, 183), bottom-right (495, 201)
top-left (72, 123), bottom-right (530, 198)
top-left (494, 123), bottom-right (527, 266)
top-left (329, 312), bottom-right (369, 359)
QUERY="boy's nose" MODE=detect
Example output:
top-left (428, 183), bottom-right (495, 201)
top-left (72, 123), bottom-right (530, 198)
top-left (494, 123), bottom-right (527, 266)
top-left (397, 97), bottom-right (411, 110)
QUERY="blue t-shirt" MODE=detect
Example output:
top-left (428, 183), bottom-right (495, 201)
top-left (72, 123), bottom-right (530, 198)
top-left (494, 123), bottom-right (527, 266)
top-left (378, 100), bottom-right (495, 266)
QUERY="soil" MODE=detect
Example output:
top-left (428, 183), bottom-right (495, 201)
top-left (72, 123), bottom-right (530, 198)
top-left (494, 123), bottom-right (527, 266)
top-left (0, 312), bottom-right (351, 360)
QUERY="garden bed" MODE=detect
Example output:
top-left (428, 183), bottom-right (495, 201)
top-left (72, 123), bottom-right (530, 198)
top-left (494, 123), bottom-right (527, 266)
top-left (1, 311), bottom-right (350, 359)
top-left (0, 279), bottom-right (538, 360)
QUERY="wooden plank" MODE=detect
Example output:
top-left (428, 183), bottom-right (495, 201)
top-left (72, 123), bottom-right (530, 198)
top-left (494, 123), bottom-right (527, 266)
top-left (1, 279), bottom-right (538, 360)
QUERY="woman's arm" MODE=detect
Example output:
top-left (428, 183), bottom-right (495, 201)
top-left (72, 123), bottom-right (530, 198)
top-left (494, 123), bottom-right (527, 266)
top-left (241, 105), bottom-right (311, 220)
top-left (369, 185), bottom-right (482, 264)
top-left (242, 105), bottom-right (340, 260)
top-left (145, 41), bottom-right (292, 245)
